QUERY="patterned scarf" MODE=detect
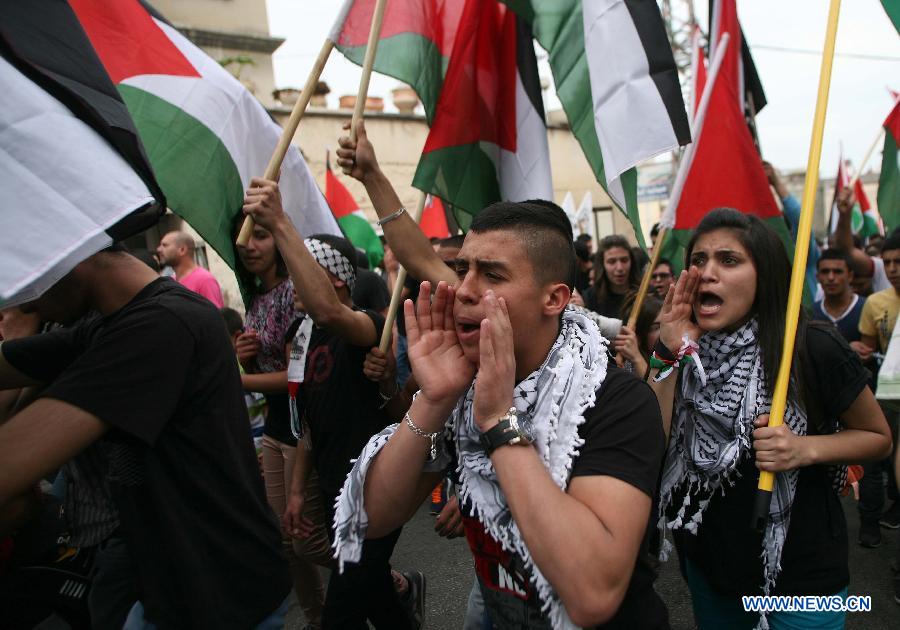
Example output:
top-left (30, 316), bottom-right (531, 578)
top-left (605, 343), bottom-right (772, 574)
top-left (287, 238), bottom-right (357, 438)
top-left (657, 319), bottom-right (847, 629)
top-left (332, 307), bottom-right (608, 629)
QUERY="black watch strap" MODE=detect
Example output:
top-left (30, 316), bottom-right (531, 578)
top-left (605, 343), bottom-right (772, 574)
top-left (479, 418), bottom-right (515, 455)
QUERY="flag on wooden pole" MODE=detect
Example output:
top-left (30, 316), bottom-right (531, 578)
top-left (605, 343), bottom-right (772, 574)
top-left (330, 0), bottom-right (464, 122)
top-left (68, 0), bottom-right (340, 281)
top-left (412, 0), bottom-right (553, 229)
top-left (659, 0), bottom-right (785, 268)
top-left (503, 0), bottom-right (691, 247)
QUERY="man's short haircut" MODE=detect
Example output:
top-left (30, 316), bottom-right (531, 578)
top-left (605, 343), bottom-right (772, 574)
top-left (171, 231), bottom-right (196, 254)
top-left (439, 235), bottom-right (465, 250)
top-left (575, 233), bottom-right (592, 244)
top-left (654, 258), bottom-right (673, 273)
top-left (470, 200), bottom-right (576, 289)
top-left (817, 248), bottom-right (851, 270)
top-left (221, 307), bottom-right (243, 336)
top-left (883, 233), bottom-right (900, 255)
top-left (308, 233), bottom-right (359, 283)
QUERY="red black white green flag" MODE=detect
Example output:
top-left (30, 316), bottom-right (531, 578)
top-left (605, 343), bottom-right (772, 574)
top-left (67, 0), bottom-right (340, 290)
top-left (0, 0), bottom-right (164, 304)
top-left (330, 0), bottom-right (464, 122)
top-left (659, 0), bottom-right (784, 268)
top-left (879, 99), bottom-right (900, 231)
top-left (411, 0), bottom-right (553, 229)
top-left (502, 0), bottom-right (690, 246)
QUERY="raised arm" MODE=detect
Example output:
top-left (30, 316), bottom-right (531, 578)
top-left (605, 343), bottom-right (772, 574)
top-left (336, 122), bottom-right (456, 287)
top-left (833, 187), bottom-right (873, 277)
top-left (363, 282), bottom-right (475, 535)
top-left (243, 178), bottom-right (377, 347)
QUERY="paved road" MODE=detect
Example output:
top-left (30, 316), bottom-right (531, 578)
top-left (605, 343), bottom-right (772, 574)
top-left (289, 497), bottom-right (900, 629)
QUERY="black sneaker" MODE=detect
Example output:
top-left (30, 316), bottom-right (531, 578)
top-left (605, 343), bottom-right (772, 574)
top-left (859, 519), bottom-right (882, 548)
top-left (879, 502), bottom-right (900, 529)
top-left (400, 570), bottom-right (426, 630)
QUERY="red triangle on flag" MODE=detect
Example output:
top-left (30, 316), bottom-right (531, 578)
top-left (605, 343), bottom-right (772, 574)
top-left (420, 195), bottom-right (451, 239)
top-left (69, 0), bottom-right (199, 84)
top-left (673, 0), bottom-right (778, 229)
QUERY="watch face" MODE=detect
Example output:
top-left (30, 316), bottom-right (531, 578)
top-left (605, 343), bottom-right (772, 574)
top-left (518, 417), bottom-right (536, 444)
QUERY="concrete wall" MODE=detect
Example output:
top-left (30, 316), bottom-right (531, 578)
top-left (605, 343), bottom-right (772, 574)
top-left (270, 107), bottom-right (638, 245)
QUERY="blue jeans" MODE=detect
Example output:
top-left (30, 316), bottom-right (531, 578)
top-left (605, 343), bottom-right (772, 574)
top-left (396, 333), bottom-right (411, 388)
top-left (123, 596), bottom-right (288, 630)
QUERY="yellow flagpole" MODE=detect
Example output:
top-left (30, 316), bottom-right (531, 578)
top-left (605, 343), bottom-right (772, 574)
top-left (752, 0), bottom-right (842, 530)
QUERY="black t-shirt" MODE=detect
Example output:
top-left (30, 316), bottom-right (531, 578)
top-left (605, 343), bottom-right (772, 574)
top-left (582, 287), bottom-right (628, 319)
top-left (295, 309), bottom-right (392, 503)
top-left (675, 324), bottom-right (870, 597)
top-left (351, 269), bottom-right (391, 313)
top-left (454, 367), bottom-right (668, 629)
top-left (3, 278), bottom-right (290, 629)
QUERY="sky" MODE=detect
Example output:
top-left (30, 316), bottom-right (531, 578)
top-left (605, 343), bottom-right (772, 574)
top-left (266, 0), bottom-right (900, 176)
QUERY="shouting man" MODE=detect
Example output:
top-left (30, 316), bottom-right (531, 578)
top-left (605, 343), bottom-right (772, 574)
top-left (330, 123), bottom-right (667, 628)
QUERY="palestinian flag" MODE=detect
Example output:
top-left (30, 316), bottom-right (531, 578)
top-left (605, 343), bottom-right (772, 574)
top-left (0, 0), bottom-right (163, 304)
top-left (325, 154), bottom-right (384, 268)
top-left (412, 0), bottom-right (553, 230)
top-left (503, 0), bottom-right (690, 247)
top-left (829, 154), bottom-right (881, 238)
top-left (68, 0), bottom-right (339, 290)
top-left (879, 99), bottom-right (900, 232)
top-left (688, 26), bottom-right (707, 123)
top-left (881, 0), bottom-right (900, 35)
top-left (659, 0), bottom-right (785, 271)
top-left (420, 195), bottom-right (451, 240)
top-left (330, 0), bottom-right (464, 122)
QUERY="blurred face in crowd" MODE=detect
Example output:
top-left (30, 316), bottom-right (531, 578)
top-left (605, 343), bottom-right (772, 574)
top-left (884, 248), bottom-right (900, 293)
top-left (236, 225), bottom-right (278, 278)
top-left (689, 229), bottom-right (757, 333)
top-left (156, 232), bottom-right (185, 267)
top-left (817, 258), bottom-right (852, 299)
top-left (650, 263), bottom-right (674, 298)
top-left (602, 247), bottom-right (631, 292)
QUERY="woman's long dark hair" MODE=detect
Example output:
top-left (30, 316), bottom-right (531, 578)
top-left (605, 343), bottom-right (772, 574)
top-left (231, 213), bottom-right (289, 293)
top-left (685, 208), bottom-right (806, 398)
top-left (591, 235), bottom-right (642, 305)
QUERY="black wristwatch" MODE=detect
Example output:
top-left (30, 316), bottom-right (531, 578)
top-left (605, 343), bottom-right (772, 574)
top-left (479, 408), bottom-right (536, 455)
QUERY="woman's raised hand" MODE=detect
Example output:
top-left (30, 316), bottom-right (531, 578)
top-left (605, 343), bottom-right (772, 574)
top-left (659, 267), bottom-right (702, 353)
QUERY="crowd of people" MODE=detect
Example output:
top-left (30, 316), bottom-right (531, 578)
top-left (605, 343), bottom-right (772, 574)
top-left (0, 120), bottom-right (898, 630)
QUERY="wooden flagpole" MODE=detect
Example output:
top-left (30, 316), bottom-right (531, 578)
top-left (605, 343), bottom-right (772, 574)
top-left (379, 191), bottom-right (428, 353)
top-left (236, 38), bottom-right (335, 246)
top-left (350, 0), bottom-right (388, 143)
top-left (626, 228), bottom-right (667, 328)
top-left (752, 0), bottom-right (842, 531)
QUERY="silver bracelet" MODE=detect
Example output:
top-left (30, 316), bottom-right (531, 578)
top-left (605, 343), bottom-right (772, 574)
top-left (376, 205), bottom-right (406, 226)
top-left (404, 411), bottom-right (442, 461)
top-left (377, 380), bottom-right (400, 409)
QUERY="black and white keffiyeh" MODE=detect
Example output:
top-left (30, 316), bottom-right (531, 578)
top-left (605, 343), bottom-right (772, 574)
top-left (657, 319), bottom-right (847, 629)
top-left (332, 307), bottom-right (608, 629)
top-left (287, 238), bottom-right (358, 437)
top-left (303, 237), bottom-right (356, 292)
